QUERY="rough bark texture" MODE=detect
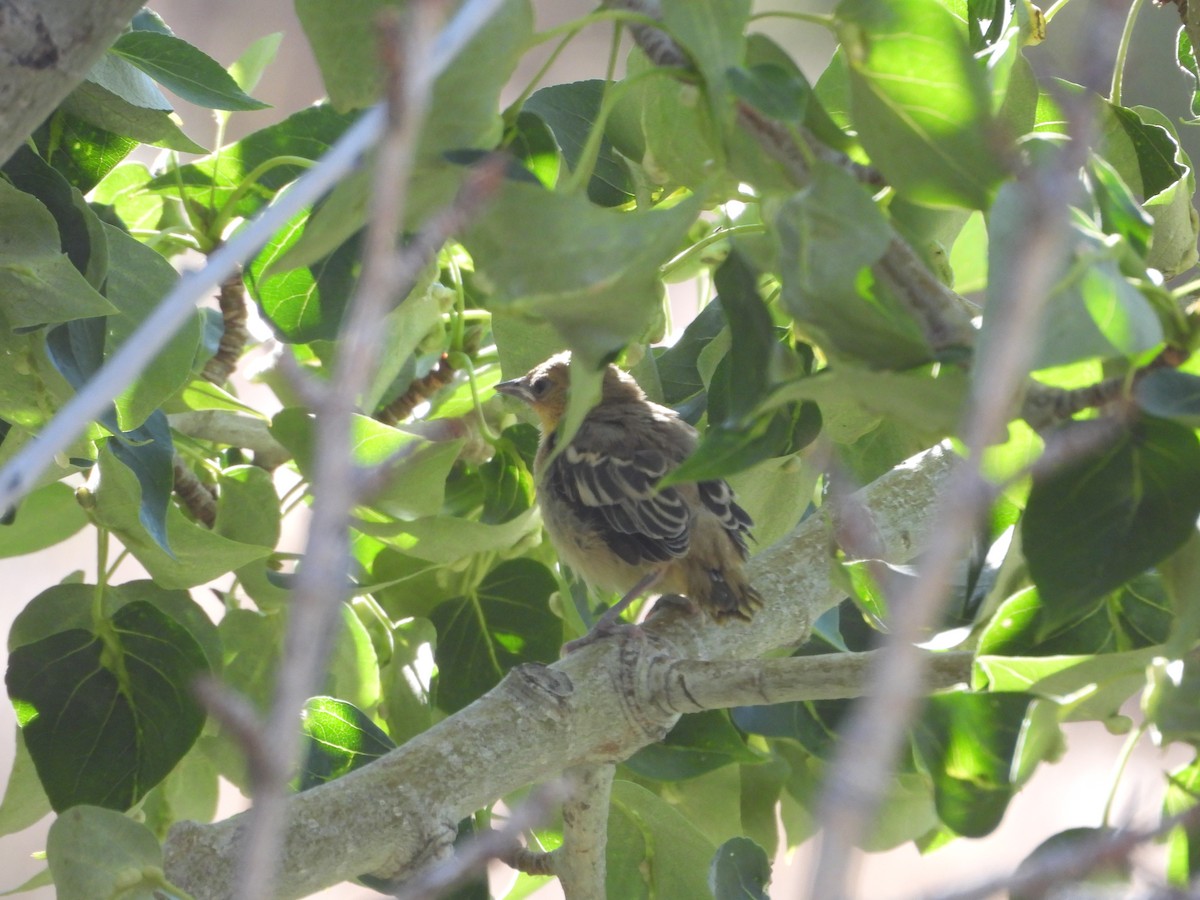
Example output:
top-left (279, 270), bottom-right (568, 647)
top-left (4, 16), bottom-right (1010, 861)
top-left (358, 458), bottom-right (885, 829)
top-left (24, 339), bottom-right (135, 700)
top-left (0, 0), bottom-right (147, 165)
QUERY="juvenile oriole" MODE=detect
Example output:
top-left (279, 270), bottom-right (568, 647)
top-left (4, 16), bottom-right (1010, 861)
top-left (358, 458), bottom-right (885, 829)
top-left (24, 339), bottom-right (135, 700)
top-left (495, 352), bottom-right (762, 635)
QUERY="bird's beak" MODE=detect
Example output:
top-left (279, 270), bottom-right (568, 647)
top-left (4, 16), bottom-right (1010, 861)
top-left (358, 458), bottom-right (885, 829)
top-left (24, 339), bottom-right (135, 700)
top-left (494, 378), bottom-right (531, 403)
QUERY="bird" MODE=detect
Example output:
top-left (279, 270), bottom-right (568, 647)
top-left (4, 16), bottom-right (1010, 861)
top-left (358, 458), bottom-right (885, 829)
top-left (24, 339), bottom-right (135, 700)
top-left (494, 351), bottom-right (762, 644)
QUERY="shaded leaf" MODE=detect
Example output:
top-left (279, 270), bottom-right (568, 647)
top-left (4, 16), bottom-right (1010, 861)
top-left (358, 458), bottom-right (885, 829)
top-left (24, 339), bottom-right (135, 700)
top-left (7, 601), bottom-right (208, 811)
top-left (110, 32), bottom-right (269, 111)
top-left (709, 836), bottom-right (771, 900)
top-left (1023, 418), bottom-right (1200, 613)
top-left (47, 806), bottom-right (163, 900)
top-left (608, 781), bottom-right (717, 900)
top-left (911, 692), bottom-right (1035, 837)
top-left (430, 559), bottom-right (558, 713)
top-left (523, 81), bottom-right (634, 206)
top-left (626, 711), bottom-right (760, 781)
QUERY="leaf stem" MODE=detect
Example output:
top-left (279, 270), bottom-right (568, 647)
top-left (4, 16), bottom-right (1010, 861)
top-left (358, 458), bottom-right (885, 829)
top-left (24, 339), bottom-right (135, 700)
top-left (1102, 721), bottom-right (1146, 825)
top-left (1043, 0), bottom-right (1072, 22)
top-left (210, 155), bottom-right (317, 241)
top-left (1109, 0), bottom-right (1144, 106)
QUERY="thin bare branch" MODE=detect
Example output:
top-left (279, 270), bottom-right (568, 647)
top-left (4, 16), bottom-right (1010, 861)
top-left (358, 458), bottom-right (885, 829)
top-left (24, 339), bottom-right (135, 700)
top-left (809, 38), bottom-right (1117, 900)
top-left (389, 782), bottom-right (569, 900)
top-left (231, 3), bottom-right (502, 896)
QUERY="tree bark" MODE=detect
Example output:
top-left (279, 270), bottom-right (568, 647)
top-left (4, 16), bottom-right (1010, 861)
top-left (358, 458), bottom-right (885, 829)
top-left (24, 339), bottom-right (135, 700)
top-left (0, 0), bottom-right (146, 166)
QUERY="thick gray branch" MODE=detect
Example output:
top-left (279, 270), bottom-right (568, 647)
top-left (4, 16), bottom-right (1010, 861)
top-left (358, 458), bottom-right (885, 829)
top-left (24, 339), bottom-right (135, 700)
top-left (161, 444), bottom-right (957, 899)
top-left (660, 650), bottom-right (973, 713)
top-left (0, 0), bottom-right (146, 165)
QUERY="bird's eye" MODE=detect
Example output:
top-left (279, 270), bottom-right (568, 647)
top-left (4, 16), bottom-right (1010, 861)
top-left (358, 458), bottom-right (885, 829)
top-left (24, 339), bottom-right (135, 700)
top-left (531, 377), bottom-right (552, 398)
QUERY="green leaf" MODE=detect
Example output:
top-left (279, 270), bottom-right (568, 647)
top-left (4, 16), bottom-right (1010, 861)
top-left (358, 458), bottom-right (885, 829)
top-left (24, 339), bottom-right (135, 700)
top-left (47, 806), bottom-right (163, 900)
top-left (836, 0), bottom-right (1006, 208)
top-left (7, 601), bottom-right (208, 811)
top-left (62, 54), bottom-right (205, 153)
top-left (109, 32), bottom-right (269, 111)
top-left (0, 482), bottom-right (88, 557)
top-left (244, 215), bottom-right (363, 343)
top-left (523, 81), bottom-right (634, 206)
top-left (214, 465), bottom-right (281, 549)
top-left (608, 781), bottom-right (717, 900)
top-left (0, 729), bottom-right (51, 837)
top-left (271, 408), bottom-right (461, 520)
top-left (727, 64), bottom-right (808, 122)
top-left (713, 251), bottom-right (775, 415)
top-left (654, 301), bottom-right (727, 404)
top-left (1023, 417), bottom-right (1200, 611)
top-left (462, 181), bottom-right (701, 366)
top-left (147, 104), bottom-right (354, 218)
top-left (2, 145), bottom-right (105, 284)
top-left (90, 441), bottom-right (272, 588)
top-left (298, 696), bottom-right (396, 790)
top-left (380, 617), bottom-right (436, 744)
top-left (1164, 756), bottom-right (1200, 886)
top-left (297, 0), bottom-right (532, 154)
top-left (776, 161), bottom-right (929, 366)
top-left (140, 745), bottom-right (219, 840)
top-left (610, 48), bottom-right (722, 191)
top-left (975, 648), bottom-right (1160, 723)
top-left (626, 711), bottom-right (760, 780)
top-left (1145, 656), bottom-right (1200, 744)
top-left (429, 559), bottom-right (559, 713)
top-left (103, 225), bottom-right (199, 430)
top-left (978, 579), bottom-right (1171, 657)
top-left (229, 33), bottom-right (282, 94)
top-left (32, 111), bottom-right (138, 192)
top-left (1136, 370), bottom-right (1200, 427)
top-left (361, 507), bottom-right (541, 565)
top-left (911, 692), bottom-right (1035, 837)
top-left (709, 837), bottom-right (771, 900)
top-left (661, 0), bottom-right (751, 125)
top-left (0, 180), bottom-right (117, 330)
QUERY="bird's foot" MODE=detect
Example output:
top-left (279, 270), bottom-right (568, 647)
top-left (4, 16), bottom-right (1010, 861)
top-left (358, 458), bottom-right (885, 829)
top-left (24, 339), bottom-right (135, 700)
top-left (645, 592), bottom-right (698, 620)
top-left (561, 617), bottom-right (642, 655)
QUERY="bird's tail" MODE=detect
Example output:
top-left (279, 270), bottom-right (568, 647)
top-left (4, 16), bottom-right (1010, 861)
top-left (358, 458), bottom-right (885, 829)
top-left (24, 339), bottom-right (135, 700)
top-left (698, 565), bottom-right (763, 622)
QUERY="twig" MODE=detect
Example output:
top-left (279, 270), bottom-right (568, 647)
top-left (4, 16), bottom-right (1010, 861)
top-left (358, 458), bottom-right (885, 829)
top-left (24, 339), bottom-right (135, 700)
top-left (192, 677), bottom-right (272, 784)
top-left (917, 802), bottom-right (1200, 900)
top-left (389, 782), bottom-right (569, 900)
top-left (377, 353), bottom-right (458, 424)
top-left (231, 3), bottom-right (489, 897)
top-left (201, 267), bottom-right (250, 385)
top-left (172, 454), bottom-right (217, 528)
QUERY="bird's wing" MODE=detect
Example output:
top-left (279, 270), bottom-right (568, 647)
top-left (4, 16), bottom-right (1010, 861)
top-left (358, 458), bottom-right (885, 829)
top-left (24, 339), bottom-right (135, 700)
top-left (696, 479), bottom-right (754, 557)
top-left (545, 433), bottom-right (691, 566)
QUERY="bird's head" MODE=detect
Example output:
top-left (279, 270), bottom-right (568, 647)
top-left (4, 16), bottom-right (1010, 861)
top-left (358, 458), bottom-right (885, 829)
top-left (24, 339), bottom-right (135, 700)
top-left (495, 351), bottom-right (644, 432)
top-left (494, 352), bottom-right (572, 431)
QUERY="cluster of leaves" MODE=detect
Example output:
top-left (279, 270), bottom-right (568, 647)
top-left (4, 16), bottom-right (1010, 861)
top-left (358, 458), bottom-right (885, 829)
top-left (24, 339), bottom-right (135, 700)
top-left (4, 0), bottom-right (1200, 897)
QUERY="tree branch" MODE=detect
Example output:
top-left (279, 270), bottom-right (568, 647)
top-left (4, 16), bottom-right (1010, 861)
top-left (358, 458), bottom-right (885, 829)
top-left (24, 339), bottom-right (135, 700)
top-left (161, 443), bottom-right (957, 899)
